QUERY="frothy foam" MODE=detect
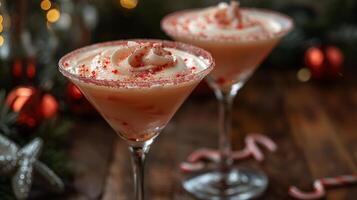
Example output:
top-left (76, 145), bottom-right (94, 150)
top-left (62, 41), bottom-right (209, 82)
top-left (162, 1), bottom-right (289, 42)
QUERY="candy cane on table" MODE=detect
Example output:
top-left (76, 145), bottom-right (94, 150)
top-left (289, 174), bottom-right (357, 199)
top-left (289, 181), bottom-right (325, 200)
top-left (180, 149), bottom-right (219, 173)
top-left (180, 133), bottom-right (277, 173)
top-left (187, 148), bottom-right (220, 163)
top-left (242, 133), bottom-right (277, 161)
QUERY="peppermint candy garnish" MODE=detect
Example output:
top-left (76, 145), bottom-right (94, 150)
top-left (214, 1), bottom-right (243, 29)
top-left (110, 42), bottom-right (180, 77)
top-left (128, 42), bottom-right (176, 72)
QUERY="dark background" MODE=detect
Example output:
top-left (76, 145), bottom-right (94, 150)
top-left (1, 0), bottom-right (357, 71)
top-left (90, 0), bottom-right (357, 70)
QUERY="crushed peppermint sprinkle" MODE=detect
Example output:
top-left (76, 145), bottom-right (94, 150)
top-left (61, 41), bottom-right (211, 84)
top-left (176, 73), bottom-right (183, 77)
top-left (91, 71), bottom-right (96, 78)
top-left (104, 58), bottom-right (110, 64)
top-left (161, 0), bottom-right (290, 42)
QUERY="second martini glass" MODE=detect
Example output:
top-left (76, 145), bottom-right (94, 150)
top-left (162, 2), bottom-right (293, 199)
top-left (58, 39), bottom-right (214, 200)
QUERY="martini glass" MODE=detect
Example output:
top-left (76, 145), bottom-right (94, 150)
top-left (58, 39), bottom-right (214, 200)
top-left (162, 7), bottom-right (293, 200)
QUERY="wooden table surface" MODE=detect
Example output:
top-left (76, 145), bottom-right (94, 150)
top-left (68, 70), bottom-right (357, 200)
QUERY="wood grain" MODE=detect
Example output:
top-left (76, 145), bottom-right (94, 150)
top-left (66, 70), bottom-right (357, 200)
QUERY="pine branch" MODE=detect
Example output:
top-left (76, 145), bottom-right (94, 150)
top-left (0, 90), bottom-right (18, 136)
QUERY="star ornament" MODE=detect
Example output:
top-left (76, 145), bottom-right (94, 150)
top-left (0, 134), bottom-right (64, 200)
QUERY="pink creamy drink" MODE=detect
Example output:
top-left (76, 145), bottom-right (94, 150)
top-left (162, 3), bottom-right (293, 199)
top-left (59, 40), bottom-right (213, 142)
top-left (162, 1), bottom-right (293, 88)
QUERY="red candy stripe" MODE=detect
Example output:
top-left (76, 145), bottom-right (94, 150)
top-left (180, 134), bottom-right (277, 173)
top-left (187, 148), bottom-right (220, 163)
top-left (289, 175), bottom-right (357, 199)
top-left (289, 181), bottom-right (325, 200)
top-left (180, 162), bottom-right (205, 173)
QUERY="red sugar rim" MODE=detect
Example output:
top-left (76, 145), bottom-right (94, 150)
top-left (161, 8), bottom-right (294, 43)
top-left (58, 39), bottom-right (215, 88)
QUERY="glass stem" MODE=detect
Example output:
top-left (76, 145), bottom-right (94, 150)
top-left (129, 143), bottom-right (151, 200)
top-left (214, 84), bottom-right (240, 185)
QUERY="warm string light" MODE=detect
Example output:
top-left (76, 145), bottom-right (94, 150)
top-left (120, 0), bottom-right (138, 9)
top-left (0, 35), bottom-right (4, 46)
top-left (0, 14), bottom-right (3, 46)
top-left (47, 9), bottom-right (60, 23)
top-left (40, 0), bottom-right (61, 24)
top-left (40, 0), bottom-right (51, 11)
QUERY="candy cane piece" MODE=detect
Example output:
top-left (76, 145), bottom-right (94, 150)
top-left (231, 147), bottom-right (251, 160)
top-left (320, 175), bottom-right (357, 186)
top-left (180, 162), bottom-right (205, 173)
top-left (246, 134), bottom-right (277, 161)
top-left (249, 134), bottom-right (278, 152)
top-left (187, 148), bottom-right (220, 163)
top-left (246, 137), bottom-right (264, 161)
top-left (289, 180), bottom-right (325, 199)
top-left (180, 134), bottom-right (277, 173)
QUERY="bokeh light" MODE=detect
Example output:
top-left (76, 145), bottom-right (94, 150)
top-left (40, 0), bottom-right (51, 11)
top-left (6, 87), bottom-right (35, 112)
top-left (0, 35), bottom-right (4, 46)
top-left (0, 14), bottom-right (3, 33)
top-left (305, 47), bottom-right (324, 69)
top-left (325, 46), bottom-right (344, 68)
top-left (297, 68), bottom-right (311, 82)
top-left (47, 9), bottom-right (60, 23)
top-left (41, 94), bottom-right (59, 118)
top-left (120, 0), bottom-right (138, 9)
top-left (68, 83), bottom-right (83, 100)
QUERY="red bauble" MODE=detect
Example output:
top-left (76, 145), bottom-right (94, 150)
top-left (6, 86), bottom-right (59, 129)
top-left (304, 45), bottom-right (344, 79)
top-left (66, 83), bottom-right (94, 115)
top-left (11, 58), bottom-right (37, 81)
top-left (41, 94), bottom-right (59, 118)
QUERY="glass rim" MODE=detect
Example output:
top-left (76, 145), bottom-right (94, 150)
top-left (161, 8), bottom-right (294, 43)
top-left (58, 39), bottom-right (215, 88)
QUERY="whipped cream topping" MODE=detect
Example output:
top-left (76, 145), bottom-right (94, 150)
top-left (213, 1), bottom-right (243, 29)
top-left (62, 41), bottom-right (208, 81)
top-left (163, 1), bottom-right (287, 41)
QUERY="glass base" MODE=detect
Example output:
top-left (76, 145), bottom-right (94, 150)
top-left (182, 168), bottom-right (268, 200)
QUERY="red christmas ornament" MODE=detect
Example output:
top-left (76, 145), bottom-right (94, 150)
top-left (67, 83), bottom-right (83, 100)
top-left (6, 86), bottom-right (59, 129)
top-left (66, 82), bottom-right (94, 115)
top-left (41, 94), bottom-right (59, 118)
top-left (304, 45), bottom-right (344, 79)
top-left (11, 58), bottom-right (37, 81)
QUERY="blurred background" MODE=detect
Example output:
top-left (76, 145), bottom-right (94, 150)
top-left (1, 0), bottom-right (357, 87)
top-left (0, 0), bottom-right (355, 138)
